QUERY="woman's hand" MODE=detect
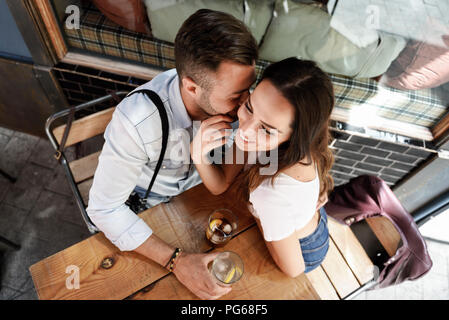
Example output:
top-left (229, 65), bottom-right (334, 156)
top-left (190, 115), bottom-right (234, 164)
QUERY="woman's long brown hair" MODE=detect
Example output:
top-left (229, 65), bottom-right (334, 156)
top-left (235, 58), bottom-right (335, 203)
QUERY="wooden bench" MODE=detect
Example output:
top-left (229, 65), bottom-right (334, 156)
top-left (35, 104), bottom-right (402, 300)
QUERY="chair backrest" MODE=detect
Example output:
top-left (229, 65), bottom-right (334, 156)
top-left (53, 106), bottom-right (116, 204)
top-left (48, 105), bottom-right (117, 233)
top-left (52, 107), bottom-right (115, 147)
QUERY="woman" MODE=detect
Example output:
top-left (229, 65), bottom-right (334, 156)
top-left (190, 58), bottom-right (335, 277)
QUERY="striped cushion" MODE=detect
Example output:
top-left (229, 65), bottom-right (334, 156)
top-left (330, 76), bottom-right (446, 127)
top-left (66, 3), bottom-right (175, 69)
top-left (64, 3), bottom-right (447, 128)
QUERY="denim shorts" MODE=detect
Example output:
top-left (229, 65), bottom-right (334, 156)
top-left (299, 207), bottom-right (330, 273)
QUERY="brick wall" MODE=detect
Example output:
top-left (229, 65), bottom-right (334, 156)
top-left (53, 63), bottom-right (438, 188)
top-left (53, 62), bottom-right (146, 117)
top-left (330, 123), bottom-right (436, 187)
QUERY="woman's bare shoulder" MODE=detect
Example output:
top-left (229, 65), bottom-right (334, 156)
top-left (281, 161), bottom-right (316, 183)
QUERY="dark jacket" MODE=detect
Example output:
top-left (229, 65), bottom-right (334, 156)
top-left (324, 175), bottom-right (432, 289)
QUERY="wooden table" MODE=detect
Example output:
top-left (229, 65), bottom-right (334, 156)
top-left (29, 183), bottom-right (385, 300)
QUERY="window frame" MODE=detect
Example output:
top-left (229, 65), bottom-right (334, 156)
top-left (21, 0), bottom-right (449, 142)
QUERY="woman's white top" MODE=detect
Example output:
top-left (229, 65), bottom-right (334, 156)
top-left (249, 167), bottom-right (320, 242)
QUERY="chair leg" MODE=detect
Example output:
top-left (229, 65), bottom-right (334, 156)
top-left (0, 168), bottom-right (17, 183)
top-left (0, 235), bottom-right (20, 250)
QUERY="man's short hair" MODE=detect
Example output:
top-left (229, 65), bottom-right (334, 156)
top-left (174, 9), bottom-right (258, 88)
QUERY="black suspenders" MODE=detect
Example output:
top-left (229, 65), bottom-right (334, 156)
top-left (125, 89), bottom-right (169, 207)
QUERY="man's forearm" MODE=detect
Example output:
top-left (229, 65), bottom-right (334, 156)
top-left (134, 233), bottom-right (176, 268)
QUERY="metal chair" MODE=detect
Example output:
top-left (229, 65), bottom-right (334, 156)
top-left (45, 92), bottom-right (128, 234)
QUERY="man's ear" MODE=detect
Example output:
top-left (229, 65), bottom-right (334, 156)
top-left (181, 76), bottom-right (200, 99)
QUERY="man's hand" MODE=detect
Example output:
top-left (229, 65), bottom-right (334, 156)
top-left (191, 115), bottom-right (234, 165)
top-left (173, 251), bottom-right (232, 300)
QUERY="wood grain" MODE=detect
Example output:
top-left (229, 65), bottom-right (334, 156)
top-left (331, 108), bottom-right (434, 141)
top-left (327, 217), bottom-right (374, 285)
top-left (53, 107), bottom-right (115, 148)
top-left (34, 0), bottom-right (68, 60)
top-left (320, 237), bottom-right (360, 299)
top-left (69, 151), bottom-right (101, 183)
top-left (131, 226), bottom-right (320, 300)
top-left (30, 178), bottom-right (394, 299)
top-left (305, 266), bottom-right (339, 300)
top-left (63, 52), bottom-right (160, 80)
top-left (29, 184), bottom-right (254, 300)
top-left (432, 112), bottom-right (449, 140)
top-left (366, 216), bottom-right (401, 257)
top-left (77, 178), bottom-right (93, 206)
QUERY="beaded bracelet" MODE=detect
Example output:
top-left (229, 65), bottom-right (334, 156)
top-left (165, 248), bottom-right (183, 272)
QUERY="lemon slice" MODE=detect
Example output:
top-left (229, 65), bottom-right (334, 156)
top-left (224, 267), bottom-right (236, 284)
top-left (209, 218), bottom-right (223, 230)
top-left (224, 266), bottom-right (242, 284)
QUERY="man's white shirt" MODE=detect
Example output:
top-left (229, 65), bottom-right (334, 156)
top-left (86, 69), bottom-right (201, 251)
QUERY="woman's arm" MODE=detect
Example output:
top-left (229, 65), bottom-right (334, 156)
top-left (254, 216), bottom-right (305, 278)
top-left (190, 115), bottom-right (245, 195)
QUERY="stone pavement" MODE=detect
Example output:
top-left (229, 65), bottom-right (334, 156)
top-left (0, 126), bottom-right (447, 300)
top-left (0, 127), bottom-right (91, 300)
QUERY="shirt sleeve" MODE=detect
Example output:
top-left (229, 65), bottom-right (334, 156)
top-left (249, 182), bottom-right (296, 242)
top-left (86, 106), bottom-right (154, 251)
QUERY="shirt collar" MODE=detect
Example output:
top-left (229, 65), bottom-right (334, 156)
top-left (168, 75), bottom-right (193, 129)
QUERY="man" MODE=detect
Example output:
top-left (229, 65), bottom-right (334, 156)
top-left (86, 9), bottom-right (258, 300)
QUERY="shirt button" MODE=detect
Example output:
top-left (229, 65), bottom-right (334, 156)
top-left (162, 165), bottom-right (167, 169)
